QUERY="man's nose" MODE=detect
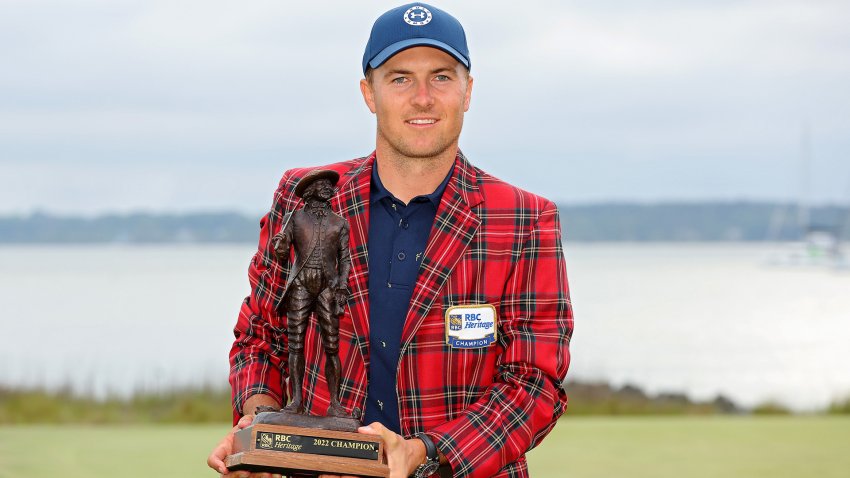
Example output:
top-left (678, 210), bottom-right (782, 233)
top-left (410, 80), bottom-right (435, 109)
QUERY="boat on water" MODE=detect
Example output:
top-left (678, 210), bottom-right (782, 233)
top-left (766, 226), bottom-right (848, 269)
top-left (764, 124), bottom-right (849, 270)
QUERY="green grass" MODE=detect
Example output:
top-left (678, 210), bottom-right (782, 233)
top-left (1, 417), bottom-right (848, 477)
top-left (0, 424), bottom-right (231, 477)
top-left (528, 416), bottom-right (850, 477)
top-left (0, 386), bottom-right (232, 424)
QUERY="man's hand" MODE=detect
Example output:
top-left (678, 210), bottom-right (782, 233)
top-left (206, 414), bottom-right (282, 478)
top-left (317, 422), bottom-right (426, 478)
top-left (359, 422), bottom-right (427, 478)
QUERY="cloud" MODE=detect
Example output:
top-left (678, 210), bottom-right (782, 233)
top-left (1, 0), bottom-right (849, 213)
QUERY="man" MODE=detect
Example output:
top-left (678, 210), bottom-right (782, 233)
top-left (208, 3), bottom-right (573, 477)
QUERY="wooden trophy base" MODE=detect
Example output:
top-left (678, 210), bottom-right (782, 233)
top-left (226, 421), bottom-right (389, 477)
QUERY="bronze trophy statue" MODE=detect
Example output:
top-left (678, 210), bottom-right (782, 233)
top-left (267, 169), bottom-right (353, 422)
top-left (225, 170), bottom-right (388, 477)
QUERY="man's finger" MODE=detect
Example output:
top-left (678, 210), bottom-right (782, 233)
top-left (236, 414), bottom-right (254, 428)
top-left (209, 417), bottom-right (255, 475)
top-left (207, 439), bottom-right (230, 474)
top-left (208, 454), bottom-right (227, 474)
top-left (357, 421), bottom-right (385, 435)
top-left (360, 422), bottom-right (402, 449)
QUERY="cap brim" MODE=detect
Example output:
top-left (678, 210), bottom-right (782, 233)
top-left (368, 38), bottom-right (470, 72)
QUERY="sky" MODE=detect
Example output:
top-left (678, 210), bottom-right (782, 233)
top-left (1, 0), bottom-right (849, 215)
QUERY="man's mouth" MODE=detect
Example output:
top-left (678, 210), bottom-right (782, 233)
top-left (406, 118), bottom-right (438, 126)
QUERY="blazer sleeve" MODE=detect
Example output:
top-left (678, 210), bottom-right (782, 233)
top-left (426, 200), bottom-right (574, 477)
top-left (228, 172), bottom-right (293, 424)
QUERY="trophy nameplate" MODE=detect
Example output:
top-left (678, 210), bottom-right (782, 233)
top-left (226, 424), bottom-right (388, 477)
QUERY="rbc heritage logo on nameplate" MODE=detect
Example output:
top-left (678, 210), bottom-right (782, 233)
top-left (445, 305), bottom-right (498, 349)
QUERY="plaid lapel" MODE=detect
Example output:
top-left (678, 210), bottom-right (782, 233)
top-left (400, 152), bottom-right (484, 349)
top-left (331, 154), bottom-right (375, 367)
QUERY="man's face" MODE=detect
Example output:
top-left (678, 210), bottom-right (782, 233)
top-left (305, 179), bottom-right (334, 201)
top-left (360, 46), bottom-right (473, 160)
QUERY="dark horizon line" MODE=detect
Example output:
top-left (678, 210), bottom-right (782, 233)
top-left (3, 198), bottom-right (849, 219)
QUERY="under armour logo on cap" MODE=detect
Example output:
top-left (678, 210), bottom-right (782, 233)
top-left (403, 6), bottom-right (432, 26)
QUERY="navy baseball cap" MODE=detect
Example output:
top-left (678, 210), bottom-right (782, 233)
top-left (362, 3), bottom-right (470, 75)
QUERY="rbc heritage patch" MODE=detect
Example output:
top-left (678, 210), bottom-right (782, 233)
top-left (445, 305), bottom-right (498, 349)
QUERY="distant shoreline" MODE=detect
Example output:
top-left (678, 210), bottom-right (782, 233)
top-left (2, 201), bottom-right (847, 243)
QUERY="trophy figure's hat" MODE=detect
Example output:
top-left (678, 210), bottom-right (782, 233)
top-left (294, 169), bottom-right (340, 198)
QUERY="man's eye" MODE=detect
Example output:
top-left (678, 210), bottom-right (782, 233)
top-left (391, 77), bottom-right (407, 84)
top-left (435, 75), bottom-right (450, 81)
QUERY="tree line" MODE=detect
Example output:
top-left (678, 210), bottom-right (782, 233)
top-left (1, 202), bottom-right (848, 243)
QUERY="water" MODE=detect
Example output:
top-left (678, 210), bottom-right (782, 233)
top-left (565, 243), bottom-right (850, 411)
top-left (1, 243), bottom-right (848, 411)
top-left (0, 245), bottom-right (253, 396)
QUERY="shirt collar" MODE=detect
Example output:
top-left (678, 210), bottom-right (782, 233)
top-left (370, 157), bottom-right (455, 207)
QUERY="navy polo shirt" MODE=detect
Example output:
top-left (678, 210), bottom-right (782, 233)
top-left (363, 161), bottom-right (453, 434)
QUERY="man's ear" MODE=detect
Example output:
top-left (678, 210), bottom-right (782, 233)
top-left (463, 75), bottom-right (474, 112)
top-left (360, 79), bottom-right (377, 114)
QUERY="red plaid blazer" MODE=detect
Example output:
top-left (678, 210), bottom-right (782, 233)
top-left (230, 152), bottom-right (573, 477)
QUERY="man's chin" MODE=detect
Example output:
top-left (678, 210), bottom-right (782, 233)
top-left (395, 142), bottom-right (454, 160)
top-left (378, 128), bottom-right (457, 160)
